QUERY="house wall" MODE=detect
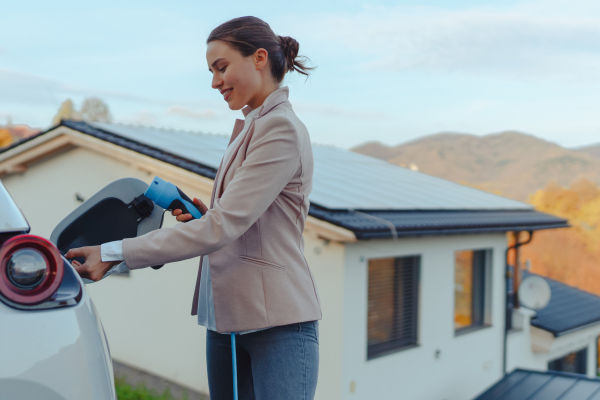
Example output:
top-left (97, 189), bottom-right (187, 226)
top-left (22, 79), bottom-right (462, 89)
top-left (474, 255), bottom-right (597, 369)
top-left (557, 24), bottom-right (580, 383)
top-left (2, 145), bottom-right (346, 399)
top-left (342, 234), bottom-right (508, 400)
top-left (507, 308), bottom-right (600, 378)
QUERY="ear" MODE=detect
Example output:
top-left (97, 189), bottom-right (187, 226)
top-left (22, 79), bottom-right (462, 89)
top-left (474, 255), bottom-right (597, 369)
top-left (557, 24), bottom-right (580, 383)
top-left (253, 48), bottom-right (269, 71)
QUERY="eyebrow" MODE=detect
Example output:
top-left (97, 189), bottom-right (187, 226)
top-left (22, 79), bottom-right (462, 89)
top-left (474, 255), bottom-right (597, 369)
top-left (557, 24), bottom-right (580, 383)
top-left (211, 58), bottom-right (225, 69)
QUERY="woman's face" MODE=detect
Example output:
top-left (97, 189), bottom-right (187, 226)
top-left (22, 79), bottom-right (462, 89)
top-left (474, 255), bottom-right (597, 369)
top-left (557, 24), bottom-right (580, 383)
top-left (206, 40), bottom-right (267, 110)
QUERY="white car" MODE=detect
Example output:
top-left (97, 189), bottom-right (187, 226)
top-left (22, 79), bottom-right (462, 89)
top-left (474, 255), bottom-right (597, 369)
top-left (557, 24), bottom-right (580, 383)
top-left (0, 180), bottom-right (116, 400)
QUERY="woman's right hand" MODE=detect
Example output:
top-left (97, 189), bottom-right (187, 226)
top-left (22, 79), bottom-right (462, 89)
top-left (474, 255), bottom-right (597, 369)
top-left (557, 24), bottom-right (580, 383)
top-left (171, 198), bottom-right (208, 222)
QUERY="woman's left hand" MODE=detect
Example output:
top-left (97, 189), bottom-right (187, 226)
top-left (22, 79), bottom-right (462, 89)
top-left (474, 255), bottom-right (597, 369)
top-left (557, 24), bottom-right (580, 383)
top-left (65, 246), bottom-right (121, 282)
top-left (171, 197), bottom-right (208, 222)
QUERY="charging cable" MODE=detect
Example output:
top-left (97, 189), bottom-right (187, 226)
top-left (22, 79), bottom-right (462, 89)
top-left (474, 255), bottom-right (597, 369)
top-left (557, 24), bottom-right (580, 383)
top-left (231, 333), bottom-right (238, 400)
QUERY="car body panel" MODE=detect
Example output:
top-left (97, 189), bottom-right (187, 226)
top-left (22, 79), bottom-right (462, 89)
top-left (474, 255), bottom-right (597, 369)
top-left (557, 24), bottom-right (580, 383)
top-left (0, 180), bottom-right (116, 400)
top-left (0, 181), bottom-right (29, 233)
top-left (0, 278), bottom-right (116, 399)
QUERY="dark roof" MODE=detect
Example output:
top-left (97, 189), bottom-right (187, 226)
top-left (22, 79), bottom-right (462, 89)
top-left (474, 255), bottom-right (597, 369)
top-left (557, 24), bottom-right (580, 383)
top-left (65, 120), bottom-right (219, 179)
top-left (475, 369), bottom-right (600, 400)
top-left (523, 271), bottom-right (600, 336)
top-left (1, 120), bottom-right (570, 239)
top-left (310, 206), bottom-right (568, 240)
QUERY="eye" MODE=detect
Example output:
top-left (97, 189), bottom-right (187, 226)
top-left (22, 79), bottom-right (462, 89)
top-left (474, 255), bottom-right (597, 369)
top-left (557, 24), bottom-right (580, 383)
top-left (219, 66), bottom-right (227, 73)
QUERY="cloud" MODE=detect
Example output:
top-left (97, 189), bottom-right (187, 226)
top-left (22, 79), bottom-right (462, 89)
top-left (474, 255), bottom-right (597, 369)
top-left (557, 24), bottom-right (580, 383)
top-left (288, 1), bottom-right (600, 81)
top-left (119, 110), bottom-right (159, 125)
top-left (0, 68), bottom-right (217, 108)
top-left (293, 102), bottom-right (391, 120)
top-left (167, 105), bottom-right (217, 120)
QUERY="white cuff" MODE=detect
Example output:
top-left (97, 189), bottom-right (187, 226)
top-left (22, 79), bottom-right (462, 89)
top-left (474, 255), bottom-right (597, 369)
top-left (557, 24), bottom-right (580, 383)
top-left (100, 240), bottom-right (124, 262)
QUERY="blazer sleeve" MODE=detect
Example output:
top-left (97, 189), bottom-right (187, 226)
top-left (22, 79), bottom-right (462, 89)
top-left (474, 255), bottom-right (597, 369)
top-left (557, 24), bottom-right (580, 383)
top-left (121, 114), bottom-right (301, 270)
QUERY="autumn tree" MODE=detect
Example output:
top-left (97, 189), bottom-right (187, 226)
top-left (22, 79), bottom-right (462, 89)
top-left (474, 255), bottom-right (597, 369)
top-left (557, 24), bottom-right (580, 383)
top-left (0, 128), bottom-right (13, 148)
top-left (52, 99), bottom-right (81, 125)
top-left (51, 97), bottom-right (112, 125)
top-left (522, 179), bottom-right (600, 295)
top-left (80, 97), bottom-right (112, 123)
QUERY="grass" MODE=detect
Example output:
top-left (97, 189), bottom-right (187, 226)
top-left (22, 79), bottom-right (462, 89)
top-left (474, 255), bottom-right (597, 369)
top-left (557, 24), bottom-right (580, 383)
top-left (115, 376), bottom-right (189, 400)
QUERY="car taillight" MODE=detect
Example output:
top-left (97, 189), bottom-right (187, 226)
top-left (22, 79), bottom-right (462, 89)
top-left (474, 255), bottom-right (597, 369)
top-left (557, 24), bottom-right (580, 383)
top-left (0, 235), bottom-right (64, 305)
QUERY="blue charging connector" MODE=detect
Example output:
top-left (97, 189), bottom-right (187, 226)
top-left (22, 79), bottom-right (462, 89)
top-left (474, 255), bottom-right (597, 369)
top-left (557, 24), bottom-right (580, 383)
top-left (145, 176), bottom-right (203, 220)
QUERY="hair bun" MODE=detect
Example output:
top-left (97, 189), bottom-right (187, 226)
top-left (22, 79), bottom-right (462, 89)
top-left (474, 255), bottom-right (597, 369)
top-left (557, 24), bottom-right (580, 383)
top-left (278, 35), bottom-right (300, 73)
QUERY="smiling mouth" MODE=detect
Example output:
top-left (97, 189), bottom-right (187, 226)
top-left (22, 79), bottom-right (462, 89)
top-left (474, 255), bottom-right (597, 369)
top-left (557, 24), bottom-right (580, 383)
top-left (222, 88), bottom-right (232, 100)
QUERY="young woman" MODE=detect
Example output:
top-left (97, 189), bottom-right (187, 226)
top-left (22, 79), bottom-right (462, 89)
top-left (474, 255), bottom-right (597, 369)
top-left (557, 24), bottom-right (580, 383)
top-left (66, 16), bottom-right (321, 400)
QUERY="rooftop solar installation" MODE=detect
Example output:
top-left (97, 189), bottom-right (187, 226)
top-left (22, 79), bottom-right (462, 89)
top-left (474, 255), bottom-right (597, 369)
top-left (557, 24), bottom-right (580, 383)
top-left (90, 122), bottom-right (531, 211)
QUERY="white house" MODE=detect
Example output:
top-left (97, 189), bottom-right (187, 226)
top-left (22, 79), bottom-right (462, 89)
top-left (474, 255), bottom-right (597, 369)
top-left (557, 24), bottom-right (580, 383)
top-left (2, 120), bottom-right (598, 400)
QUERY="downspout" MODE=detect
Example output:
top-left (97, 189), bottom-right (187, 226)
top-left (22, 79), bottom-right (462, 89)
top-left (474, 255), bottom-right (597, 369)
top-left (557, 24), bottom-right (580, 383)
top-left (503, 230), bottom-right (533, 374)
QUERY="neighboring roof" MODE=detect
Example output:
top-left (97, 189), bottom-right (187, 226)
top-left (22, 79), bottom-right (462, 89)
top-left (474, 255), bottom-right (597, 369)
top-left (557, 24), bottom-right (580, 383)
top-left (475, 369), bottom-right (600, 400)
top-left (523, 271), bottom-right (600, 337)
top-left (0, 121), bottom-right (570, 239)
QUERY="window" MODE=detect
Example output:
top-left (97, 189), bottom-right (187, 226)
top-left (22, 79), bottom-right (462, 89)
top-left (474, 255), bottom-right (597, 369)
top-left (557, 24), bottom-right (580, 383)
top-left (549, 348), bottom-right (588, 375)
top-left (597, 337), bottom-right (600, 376)
top-left (367, 255), bottom-right (420, 359)
top-left (454, 249), bottom-right (488, 333)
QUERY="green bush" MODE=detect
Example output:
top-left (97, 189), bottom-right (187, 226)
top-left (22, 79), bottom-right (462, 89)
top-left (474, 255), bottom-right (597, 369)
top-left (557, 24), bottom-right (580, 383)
top-left (115, 376), bottom-right (189, 400)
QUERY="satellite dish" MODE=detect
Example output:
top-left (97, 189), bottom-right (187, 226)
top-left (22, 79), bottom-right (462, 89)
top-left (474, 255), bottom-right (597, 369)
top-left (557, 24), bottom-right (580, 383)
top-left (519, 276), bottom-right (551, 310)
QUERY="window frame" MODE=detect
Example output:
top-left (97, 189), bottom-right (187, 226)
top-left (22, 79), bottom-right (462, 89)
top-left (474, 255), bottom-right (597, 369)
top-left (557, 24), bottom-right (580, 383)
top-left (366, 255), bottom-right (421, 360)
top-left (454, 248), bottom-right (493, 336)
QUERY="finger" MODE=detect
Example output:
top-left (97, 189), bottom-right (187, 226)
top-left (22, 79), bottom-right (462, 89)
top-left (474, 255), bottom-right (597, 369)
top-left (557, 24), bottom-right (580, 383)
top-left (193, 198), bottom-right (208, 214)
top-left (65, 247), bottom-right (85, 259)
top-left (72, 260), bottom-right (81, 267)
top-left (171, 209), bottom-right (182, 216)
top-left (73, 262), bottom-right (90, 279)
top-left (176, 213), bottom-right (192, 222)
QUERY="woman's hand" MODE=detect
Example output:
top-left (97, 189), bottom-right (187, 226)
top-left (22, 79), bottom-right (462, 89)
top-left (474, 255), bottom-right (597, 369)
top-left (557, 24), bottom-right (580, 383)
top-left (65, 246), bottom-right (122, 282)
top-left (171, 197), bottom-right (208, 222)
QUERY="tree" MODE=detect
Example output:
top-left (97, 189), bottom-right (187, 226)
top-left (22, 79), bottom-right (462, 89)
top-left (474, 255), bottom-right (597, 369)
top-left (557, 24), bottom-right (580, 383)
top-left (0, 128), bottom-right (13, 148)
top-left (80, 97), bottom-right (112, 123)
top-left (521, 179), bottom-right (600, 295)
top-left (52, 99), bottom-right (81, 126)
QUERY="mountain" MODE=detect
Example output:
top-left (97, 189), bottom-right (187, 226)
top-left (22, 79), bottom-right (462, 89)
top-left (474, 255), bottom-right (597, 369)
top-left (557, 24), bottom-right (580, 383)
top-left (352, 131), bottom-right (600, 201)
top-left (578, 143), bottom-right (600, 160)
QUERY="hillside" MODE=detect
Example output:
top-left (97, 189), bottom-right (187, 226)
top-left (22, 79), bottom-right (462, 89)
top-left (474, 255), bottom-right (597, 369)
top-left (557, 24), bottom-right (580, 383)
top-left (579, 143), bottom-right (600, 160)
top-left (352, 131), bottom-right (600, 201)
top-left (521, 180), bottom-right (600, 296)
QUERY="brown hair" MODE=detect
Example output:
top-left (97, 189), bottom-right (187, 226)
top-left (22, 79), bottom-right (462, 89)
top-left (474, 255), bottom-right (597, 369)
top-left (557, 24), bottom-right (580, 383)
top-left (207, 16), bottom-right (314, 82)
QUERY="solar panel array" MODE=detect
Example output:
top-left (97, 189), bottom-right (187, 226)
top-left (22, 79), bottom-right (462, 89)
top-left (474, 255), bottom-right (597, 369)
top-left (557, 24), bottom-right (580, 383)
top-left (91, 122), bottom-right (531, 211)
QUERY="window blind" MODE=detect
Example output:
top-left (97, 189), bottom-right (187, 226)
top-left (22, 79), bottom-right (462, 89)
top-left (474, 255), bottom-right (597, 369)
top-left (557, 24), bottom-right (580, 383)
top-left (367, 255), bottom-right (420, 359)
top-left (548, 348), bottom-right (588, 375)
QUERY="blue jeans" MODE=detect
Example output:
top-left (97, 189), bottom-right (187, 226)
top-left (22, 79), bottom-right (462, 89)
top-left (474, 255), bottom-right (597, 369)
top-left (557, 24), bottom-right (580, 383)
top-left (206, 321), bottom-right (319, 400)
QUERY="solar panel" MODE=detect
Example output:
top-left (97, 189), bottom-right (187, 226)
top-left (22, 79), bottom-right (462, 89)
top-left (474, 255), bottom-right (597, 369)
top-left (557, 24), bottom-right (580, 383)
top-left (90, 122), bottom-right (532, 211)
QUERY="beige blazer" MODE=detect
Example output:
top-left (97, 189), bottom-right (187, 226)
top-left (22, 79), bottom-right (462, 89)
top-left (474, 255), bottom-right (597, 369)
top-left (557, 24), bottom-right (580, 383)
top-left (122, 86), bottom-right (322, 333)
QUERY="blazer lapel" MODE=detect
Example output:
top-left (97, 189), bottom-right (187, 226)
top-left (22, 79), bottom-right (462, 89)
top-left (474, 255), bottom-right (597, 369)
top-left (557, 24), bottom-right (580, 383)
top-left (209, 158), bottom-right (224, 208)
top-left (213, 111), bottom-right (252, 200)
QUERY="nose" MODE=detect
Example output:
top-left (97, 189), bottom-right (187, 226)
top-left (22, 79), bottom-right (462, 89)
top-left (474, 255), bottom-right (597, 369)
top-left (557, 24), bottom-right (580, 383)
top-left (212, 74), bottom-right (222, 90)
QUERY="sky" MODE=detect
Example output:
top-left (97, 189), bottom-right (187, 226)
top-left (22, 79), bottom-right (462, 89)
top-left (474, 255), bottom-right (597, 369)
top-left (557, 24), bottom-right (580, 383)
top-left (1, 0), bottom-right (600, 149)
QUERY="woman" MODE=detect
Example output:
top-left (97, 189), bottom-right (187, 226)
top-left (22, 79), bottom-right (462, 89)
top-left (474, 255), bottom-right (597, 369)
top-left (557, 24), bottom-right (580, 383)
top-left (66, 16), bottom-right (321, 400)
